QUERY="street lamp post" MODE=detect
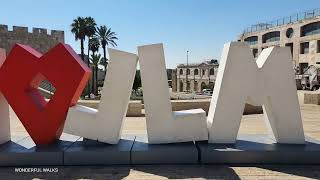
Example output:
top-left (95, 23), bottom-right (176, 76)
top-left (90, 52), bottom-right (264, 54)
top-left (186, 50), bottom-right (189, 92)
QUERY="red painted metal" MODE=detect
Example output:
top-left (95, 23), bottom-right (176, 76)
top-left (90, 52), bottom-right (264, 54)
top-left (0, 43), bottom-right (91, 145)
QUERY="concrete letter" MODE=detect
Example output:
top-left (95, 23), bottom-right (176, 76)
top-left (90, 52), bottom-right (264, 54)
top-left (63, 49), bottom-right (138, 144)
top-left (207, 42), bottom-right (305, 144)
top-left (0, 48), bottom-right (10, 144)
top-left (138, 43), bottom-right (208, 144)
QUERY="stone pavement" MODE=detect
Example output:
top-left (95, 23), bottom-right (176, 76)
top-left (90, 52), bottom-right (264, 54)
top-left (3, 91), bottom-right (320, 179)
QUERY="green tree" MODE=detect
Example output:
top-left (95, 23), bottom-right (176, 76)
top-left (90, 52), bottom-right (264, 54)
top-left (71, 16), bottom-right (96, 96)
top-left (71, 17), bottom-right (87, 61)
top-left (88, 36), bottom-right (100, 56)
top-left (90, 53), bottom-right (102, 95)
top-left (85, 16), bottom-right (97, 65)
top-left (95, 25), bottom-right (118, 70)
top-left (133, 70), bottom-right (141, 90)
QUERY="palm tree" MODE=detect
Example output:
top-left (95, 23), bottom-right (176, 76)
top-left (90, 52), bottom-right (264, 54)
top-left (96, 25), bottom-right (118, 70)
top-left (71, 16), bottom-right (96, 96)
top-left (71, 17), bottom-right (86, 61)
top-left (88, 37), bottom-right (100, 56)
top-left (85, 17), bottom-right (96, 65)
top-left (85, 17), bottom-right (96, 39)
top-left (90, 53), bottom-right (102, 95)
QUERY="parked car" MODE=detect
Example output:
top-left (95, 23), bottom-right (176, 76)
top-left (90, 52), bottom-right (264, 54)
top-left (202, 89), bottom-right (213, 96)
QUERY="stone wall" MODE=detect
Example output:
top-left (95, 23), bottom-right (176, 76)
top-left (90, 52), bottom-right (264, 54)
top-left (0, 24), bottom-right (64, 54)
top-left (172, 70), bottom-right (177, 92)
top-left (304, 91), bottom-right (320, 105)
top-left (76, 99), bottom-right (263, 117)
top-left (77, 100), bottom-right (143, 117)
top-left (170, 99), bottom-right (263, 115)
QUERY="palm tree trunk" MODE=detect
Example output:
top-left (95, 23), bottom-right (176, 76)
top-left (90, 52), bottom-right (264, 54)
top-left (81, 39), bottom-right (90, 97)
top-left (103, 46), bottom-right (107, 70)
top-left (87, 42), bottom-right (91, 96)
top-left (92, 66), bottom-right (95, 96)
top-left (95, 66), bottom-right (98, 95)
top-left (80, 39), bottom-right (85, 61)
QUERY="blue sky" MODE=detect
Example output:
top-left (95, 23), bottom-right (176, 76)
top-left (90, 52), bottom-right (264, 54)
top-left (0, 0), bottom-right (319, 68)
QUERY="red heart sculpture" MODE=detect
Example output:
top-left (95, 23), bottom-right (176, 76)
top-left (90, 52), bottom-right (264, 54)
top-left (0, 43), bottom-right (91, 145)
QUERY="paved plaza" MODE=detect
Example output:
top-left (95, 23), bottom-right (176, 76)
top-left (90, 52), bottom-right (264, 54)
top-left (2, 91), bottom-right (320, 179)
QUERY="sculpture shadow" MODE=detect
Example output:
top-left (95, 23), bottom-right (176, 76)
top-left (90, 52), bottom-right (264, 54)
top-left (132, 165), bottom-right (241, 179)
top-left (196, 136), bottom-right (320, 179)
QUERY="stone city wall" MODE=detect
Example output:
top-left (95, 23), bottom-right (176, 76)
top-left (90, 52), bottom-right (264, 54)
top-left (0, 24), bottom-right (64, 54)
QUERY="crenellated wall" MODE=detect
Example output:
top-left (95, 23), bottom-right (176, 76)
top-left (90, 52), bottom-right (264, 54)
top-left (0, 24), bottom-right (64, 54)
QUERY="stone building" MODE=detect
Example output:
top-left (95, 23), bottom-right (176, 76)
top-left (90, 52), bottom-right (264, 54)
top-left (173, 59), bottom-right (219, 92)
top-left (0, 24), bottom-right (64, 54)
top-left (238, 8), bottom-right (320, 74)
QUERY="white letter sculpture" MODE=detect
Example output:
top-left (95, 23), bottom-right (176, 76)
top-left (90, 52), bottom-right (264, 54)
top-left (0, 48), bottom-right (11, 144)
top-left (63, 49), bottom-right (138, 144)
top-left (138, 44), bottom-right (208, 144)
top-left (207, 42), bottom-right (305, 144)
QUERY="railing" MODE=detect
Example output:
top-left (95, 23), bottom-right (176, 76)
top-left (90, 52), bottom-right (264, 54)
top-left (177, 62), bottom-right (218, 67)
top-left (39, 80), bottom-right (56, 93)
top-left (242, 8), bottom-right (320, 34)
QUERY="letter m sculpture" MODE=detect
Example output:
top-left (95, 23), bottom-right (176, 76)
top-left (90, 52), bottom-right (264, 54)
top-left (207, 42), bottom-right (305, 144)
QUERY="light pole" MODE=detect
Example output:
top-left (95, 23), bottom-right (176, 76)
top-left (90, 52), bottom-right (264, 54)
top-left (186, 50), bottom-right (189, 92)
top-left (187, 50), bottom-right (189, 66)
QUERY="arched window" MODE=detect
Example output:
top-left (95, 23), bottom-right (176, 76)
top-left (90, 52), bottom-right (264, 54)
top-left (186, 69), bottom-right (190, 75)
top-left (262, 31), bottom-right (280, 43)
top-left (179, 81), bottom-right (183, 92)
top-left (179, 69), bottom-right (183, 75)
top-left (244, 36), bottom-right (258, 45)
top-left (186, 81), bottom-right (190, 91)
top-left (201, 82), bottom-right (206, 90)
top-left (301, 22), bottom-right (320, 37)
top-left (194, 69), bottom-right (199, 75)
top-left (202, 69), bottom-right (206, 76)
top-left (209, 69), bottom-right (215, 75)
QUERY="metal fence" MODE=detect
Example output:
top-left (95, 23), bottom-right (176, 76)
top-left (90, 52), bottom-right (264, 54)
top-left (243, 8), bottom-right (320, 34)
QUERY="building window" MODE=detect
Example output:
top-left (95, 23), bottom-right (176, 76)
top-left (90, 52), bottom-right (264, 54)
top-left (179, 81), bottom-right (183, 92)
top-left (194, 69), bottom-right (199, 75)
top-left (186, 81), bottom-right (190, 91)
top-left (252, 49), bottom-right (258, 58)
top-left (301, 22), bottom-right (320, 37)
top-left (179, 69), bottom-right (183, 75)
top-left (318, 40), bottom-right (320, 53)
top-left (209, 69), bottom-right (215, 75)
top-left (202, 69), bottom-right (205, 76)
top-left (244, 36), bottom-right (258, 45)
top-left (286, 28), bottom-right (294, 38)
top-left (300, 42), bottom-right (309, 54)
top-left (186, 69), bottom-right (190, 75)
top-left (201, 82), bottom-right (206, 91)
top-left (262, 31), bottom-right (280, 43)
